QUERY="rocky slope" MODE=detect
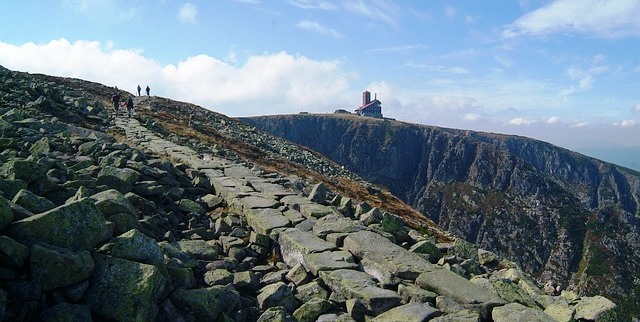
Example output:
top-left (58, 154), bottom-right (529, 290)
top-left (244, 113), bottom-right (640, 319)
top-left (0, 65), bottom-right (622, 321)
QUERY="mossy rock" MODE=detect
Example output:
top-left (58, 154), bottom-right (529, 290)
top-left (0, 159), bottom-right (47, 183)
top-left (12, 189), bottom-right (56, 214)
top-left (0, 235), bottom-right (29, 268)
top-left (169, 286), bottom-right (241, 321)
top-left (5, 198), bottom-right (108, 251)
top-left (85, 254), bottom-right (169, 321)
top-left (0, 178), bottom-right (27, 200)
top-left (89, 189), bottom-right (136, 217)
top-left (40, 303), bottom-right (92, 322)
top-left (29, 244), bottom-right (94, 291)
top-left (0, 196), bottom-right (13, 231)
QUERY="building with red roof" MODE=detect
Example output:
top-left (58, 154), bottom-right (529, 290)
top-left (355, 90), bottom-right (383, 118)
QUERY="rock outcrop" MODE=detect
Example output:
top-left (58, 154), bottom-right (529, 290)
top-left (0, 65), bottom-right (623, 321)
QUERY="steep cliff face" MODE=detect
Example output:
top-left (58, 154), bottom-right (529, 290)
top-left (244, 113), bottom-right (640, 314)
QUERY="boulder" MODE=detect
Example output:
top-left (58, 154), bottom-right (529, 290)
top-left (85, 254), bottom-right (169, 322)
top-left (0, 159), bottom-right (47, 183)
top-left (312, 214), bottom-right (365, 239)
top-left (343, 230), bottom-right (436, 280)
top-left (204, 269), bottom-right (233, 286)
top-left (29, 244), bottom-right (94, 291)
top-left (573, 295), bottom-right (618, 321)
top-left (40, 303), bottom-right (92, 322)
top-left (305, 250), bottom-right (359, 276)
top-left (0, 235), bottom-right (29, 268)
top-left (0, 196), bottom-right (13, 231)
top-left (492, 303), bottom-right (556, 322)
top-left (294, 281), bottom-right (329, 303)
top-left (178, 199), bottom-right (206, 215)
top-left (257, 306), bottom-right (296, 322)
top-left (257, 282), bottom-right (300, 313)
top-left (89, 189), bottom-right (136, 217)
top-left (246, 208), bottom-right (291, 235)
top-left (371, 302), bottom-right (442, 322)
top-left (397, 283), bottom-right (438, 304)
top-left (408, 240), bottom-right (443, 258)
top-left (170, 285), bottom-right (241, 321)
top-left (109, 229), bottom-right (165, 268)
top-left (477, 249), bottom-right (498, 265)
top-left (298, 203), bottom-right (339, 219)
top-left (319, 269), bottom-right (401, 315)
top-left (237, 195), bottom-right (281, 210)
top-left (293, 298), bottom-right (331, 322)
top-left (11, 189), bottom-right (56, 214)
top-left (307, 182), bottom-right (328, 204)
top-left (278, 228), bottom-right (335, 269)
top-left (431, 310), bottom-right (481, 322)
top-left (97, 166), bottom-right (140, 186)
top-left (5, 198), bottom-right (108, 251)
top-left (415, 269), bottom-right (496, 305)
top-left (0, 178), bottom-right (27, 200)
top-left (490, 279), bottom-right (538, 308)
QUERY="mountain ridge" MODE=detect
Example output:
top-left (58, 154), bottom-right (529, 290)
top-left (244, 113), bottom-right (640, 317)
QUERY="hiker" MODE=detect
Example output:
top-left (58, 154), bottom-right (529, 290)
top-left (126, 96), bottom-right (134, 118)
top-left (111, 92), bottom-right (121, 116)
top-left (145, 85), bottom-right (150, 96)
top-left (137, 85), bottom-right (141, 96)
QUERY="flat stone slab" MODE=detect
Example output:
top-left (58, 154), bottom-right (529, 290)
top-left (250, 182), bottom-right (296, 198)
top-left (492, 303), bottom-right (556, 322)
top-left (279, 228), bottom-right (335, 269)
top-left (371, 302), bottom-right (442, 322)
top-left (415, 269), bottom-right (495, 305)
top-left (280, 195), bottom-right (312, 208)
top-left (312, 214), bottom-right (365, 238)
top-left (224, 165), bottom-right (255, 178)
top-left (298, 203), bottom-right (340, 219)
top-left (319, 269), bottom-right (401, 315)
top-left (245, 208), bottom-right (290, 235)
top-left (236, 195), bottom-right (281, 210)
top-left (343, 230), bottom-right (436, 280)
top-left (305, 251), bottom-right (359, 276)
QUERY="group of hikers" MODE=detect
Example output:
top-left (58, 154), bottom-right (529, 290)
top-left (110, 85), bottom-right (150, 118)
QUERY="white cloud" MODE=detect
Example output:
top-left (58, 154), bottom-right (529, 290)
top-left (288, 0), bottom-right (335, 10)
top-left (64, 0), bottom-right (137, 24)
top-left (444, 5), bottom-right (457, 19)
top-left (177, 3), bottom-right (198, 24)
top-left (342, 0), bottom-right (401, 26)
top-left (632, 103), bottom-right (640, 112)
top-left (503, 0), bottom-right (640, 39)
top-left (546, 116), bottom-right (561, 124)
top-left (619, 119), bottom-right (637, 127)
top-left (571, 121), bottom-right (589, 128)
top-left (297, 21), bottom-right (344, 39)
top-left (0, 39), bottom-right (353, 117)
top-left (463, 113), bottom-right (481, 121)
top-left (408, 64), bottom-right (469, 75)
top-left (508, 117), bottom-right (536, 125)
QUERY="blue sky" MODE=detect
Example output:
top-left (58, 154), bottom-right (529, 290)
top-left (1, 0), bottom-right (639, 154)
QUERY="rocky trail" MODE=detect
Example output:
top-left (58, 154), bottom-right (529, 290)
top-left (0, 66), bottom-right (622, 321)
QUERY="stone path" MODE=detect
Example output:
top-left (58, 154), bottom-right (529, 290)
top-left (111, 116), bottom-right (618, 321)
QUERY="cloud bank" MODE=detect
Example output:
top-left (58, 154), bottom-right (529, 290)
top-left (0, 39), bottom-right (352, 116)
top-left (504, 0), bottom-right (640, 38)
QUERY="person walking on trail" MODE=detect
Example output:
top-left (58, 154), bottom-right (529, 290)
top-left (145, 85), bottom-right (150, 97)
top-left (137, 85), bottom-right (141, 96)
top-left (126, 96), bottom-right (134, 118)
top-left (111, 92), bottom-right (121, 116)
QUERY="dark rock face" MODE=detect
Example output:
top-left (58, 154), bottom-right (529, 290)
top-left (245, 113), bottom-right (640, 314)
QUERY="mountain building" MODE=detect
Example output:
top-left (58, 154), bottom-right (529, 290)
top-left (355, 90), bottom-right (383, 118)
